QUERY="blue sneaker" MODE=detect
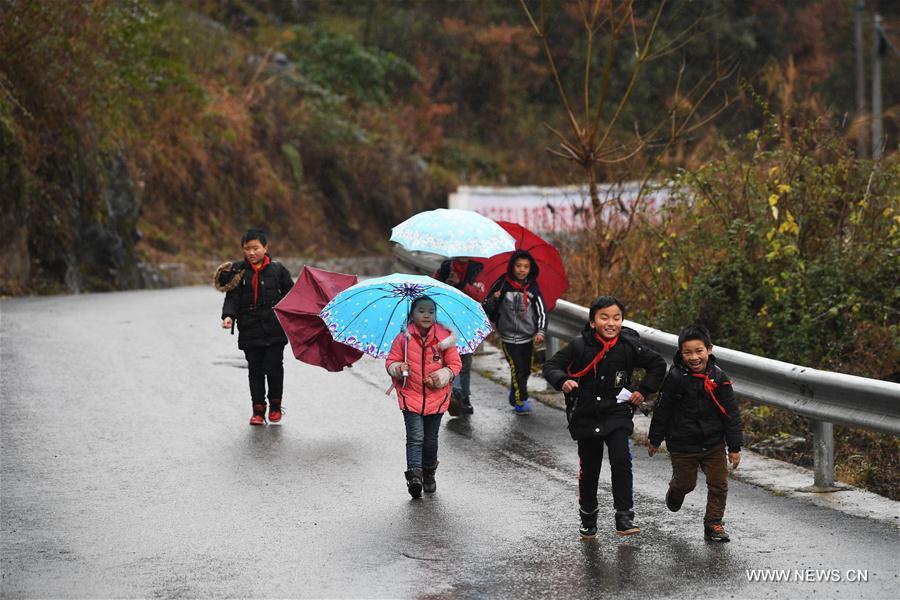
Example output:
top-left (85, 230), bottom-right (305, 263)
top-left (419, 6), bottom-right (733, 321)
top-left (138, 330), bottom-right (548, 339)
top-left (514, 400), bottom-right (533, 414)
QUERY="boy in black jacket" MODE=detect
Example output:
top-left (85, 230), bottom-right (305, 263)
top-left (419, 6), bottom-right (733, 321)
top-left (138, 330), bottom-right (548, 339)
top-left (219, 229), bottom-right (294, 426)
top-left (648, 325), bottom-right (742, 542)
top-left (543, 296), bottom-right (666, 538)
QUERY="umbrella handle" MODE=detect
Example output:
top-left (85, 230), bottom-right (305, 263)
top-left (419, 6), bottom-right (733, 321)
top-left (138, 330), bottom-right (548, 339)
top-left (402, 320), bottom-right (410, 381)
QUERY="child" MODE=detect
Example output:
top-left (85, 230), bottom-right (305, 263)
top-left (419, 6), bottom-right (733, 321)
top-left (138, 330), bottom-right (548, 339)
top-left (648, 324), bottom-right (743, 542)
top-left (386, 296), bottom-right (462, 498)
top-left (220, 229), bottom-right (294, 426)
top-left (482, 250), bottom-right (546, 414)
top-left (432, 257), bottom-right (484, 415)
top-left (542, 296), bottom-right (666, 538)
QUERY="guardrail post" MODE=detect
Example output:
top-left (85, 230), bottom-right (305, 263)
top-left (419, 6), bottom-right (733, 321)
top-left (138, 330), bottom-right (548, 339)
top-left (545, 333), bottom-right (560, 360)
top-left (813, 420), bottom-right (835, 488)
top-left (798, 420), bottom-right (848, 493)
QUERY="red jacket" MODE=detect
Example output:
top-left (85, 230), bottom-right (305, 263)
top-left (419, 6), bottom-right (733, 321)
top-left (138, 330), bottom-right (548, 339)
top-left (386, 323), bottom-right (462, 415)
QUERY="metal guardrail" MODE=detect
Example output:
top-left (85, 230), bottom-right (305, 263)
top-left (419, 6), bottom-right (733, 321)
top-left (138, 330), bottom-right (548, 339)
top-left (394, 245), bottom-right (900, 491)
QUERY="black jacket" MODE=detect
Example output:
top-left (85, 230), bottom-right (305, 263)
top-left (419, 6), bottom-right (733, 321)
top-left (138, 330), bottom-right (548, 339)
top-left (434, 259), bottom-right (483, 287)
top-left (543, 324), bottom-right (667, 440)
top-left (648, 353), bottom-right (743, 453)
top-left (221, 258), bottom-right (294, 350)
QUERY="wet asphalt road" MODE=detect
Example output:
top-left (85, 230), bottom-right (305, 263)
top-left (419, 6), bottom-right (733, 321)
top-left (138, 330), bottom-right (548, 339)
top-left (1, 287), bottom-right (898, 599)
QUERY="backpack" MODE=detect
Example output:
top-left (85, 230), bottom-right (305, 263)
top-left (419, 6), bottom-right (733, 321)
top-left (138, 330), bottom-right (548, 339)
top-left (213, 261), bottom-right (246, 292)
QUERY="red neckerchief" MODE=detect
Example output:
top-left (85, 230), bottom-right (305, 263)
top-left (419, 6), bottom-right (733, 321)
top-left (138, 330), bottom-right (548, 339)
top-left (690, 371), bottom-right (728, 415)
top-left (250, 255), bottom-right (271, 306)
top-left (504, 275), bottom-right (530, 315)
top-left (567, 333), bottom-right (619, 378)
top-left (451, 260), bottom-right (467, 285)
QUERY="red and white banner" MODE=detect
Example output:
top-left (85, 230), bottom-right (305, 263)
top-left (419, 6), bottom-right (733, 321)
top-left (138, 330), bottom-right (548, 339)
top-left (448, 183), bottom-right (670, 232)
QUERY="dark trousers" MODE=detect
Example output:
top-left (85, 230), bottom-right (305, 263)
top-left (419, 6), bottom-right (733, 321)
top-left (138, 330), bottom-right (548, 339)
top-left (402, 411), bottom-right (443, 470)
top-left (668, 443), bottom-right (729, 522)
top-left (452, 352), bottom-right (474, 400)
top-left (243, 344), bottom-right (286, 405)
top-left (577, 428), bottom-right (633, 513)
top-left (501, 341), bottom-right (533, 405)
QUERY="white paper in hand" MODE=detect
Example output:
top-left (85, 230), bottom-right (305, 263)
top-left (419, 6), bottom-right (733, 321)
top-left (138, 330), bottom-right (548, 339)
top-left (616, 388), bottom-right (633, 404)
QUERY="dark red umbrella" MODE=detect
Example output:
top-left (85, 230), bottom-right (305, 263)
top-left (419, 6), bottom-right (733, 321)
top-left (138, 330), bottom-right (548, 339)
top-left (475, 221), bottom-right (570, 311)
top-left (274, 266), bottom-right (363, 372)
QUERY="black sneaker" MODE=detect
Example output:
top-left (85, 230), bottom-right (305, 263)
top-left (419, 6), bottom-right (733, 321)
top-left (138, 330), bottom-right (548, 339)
top-left (579, 508), bottom-right (598, 539)
top-left (460, 398), bottom-right (474, 415)
top-left (615, 510), bottom-right (640, 536)
top-left (704, 521), bottom-right (730, 542)
top-left (665, 489), bottom-right (684, 512)
top-left (448, 391), bottom-right (461, 417)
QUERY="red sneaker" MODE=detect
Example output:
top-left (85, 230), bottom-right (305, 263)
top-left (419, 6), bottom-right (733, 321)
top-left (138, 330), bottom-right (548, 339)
top-left (269, 406), bottom-right (283, 424)
top-left (268, 400), bottom-right (283, 424)
top-left (249, 404), bottom-right (266, 426)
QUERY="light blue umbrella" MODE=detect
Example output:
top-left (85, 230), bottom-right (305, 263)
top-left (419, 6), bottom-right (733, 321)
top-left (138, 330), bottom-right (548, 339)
top-left (319, 274), bottom-right (492, 359)
top-left (390, 208), bottom-right (516, 258)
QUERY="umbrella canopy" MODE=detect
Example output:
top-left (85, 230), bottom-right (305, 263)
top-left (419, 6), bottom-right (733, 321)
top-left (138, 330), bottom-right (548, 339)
top-left (274, 266), bottom-right (363, 372)
top-left (319, 274), bottom-right (492, 359)
top-left (475, 221), bottom-right (570, 311)
top-left (390, 208), bottom-right (516, 258)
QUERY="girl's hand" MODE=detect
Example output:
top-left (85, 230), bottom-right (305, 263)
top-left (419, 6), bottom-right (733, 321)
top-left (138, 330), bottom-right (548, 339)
top-left (222, 317), bottom-right (233, 329)
top-left (493, 290), bottom-right (501, 299)
top-left (561, 379), bottom-right (578, 394)
top-left (648, 445), bottom-right (658, 457)
top-left (534, 333), bottom-right (545, 345)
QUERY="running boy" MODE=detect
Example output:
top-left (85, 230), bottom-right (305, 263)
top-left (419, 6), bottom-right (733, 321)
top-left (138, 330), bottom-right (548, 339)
top-left (220, 229), bottom-right (294, 425)
top-left (386, 296), bottom-right (462, 498)
top-left (543, 296), bottom-right (666, 538)
top-left (648, 324), bottom-right (743, 542)
top-left (483, 250), bottom-right (546, 414)
top-left (433, 257), bottom-right (484, 415)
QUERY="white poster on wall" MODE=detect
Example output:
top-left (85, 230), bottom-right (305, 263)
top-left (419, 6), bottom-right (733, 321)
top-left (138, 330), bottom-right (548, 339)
top-left (448, 183), bottom-right (670, 232)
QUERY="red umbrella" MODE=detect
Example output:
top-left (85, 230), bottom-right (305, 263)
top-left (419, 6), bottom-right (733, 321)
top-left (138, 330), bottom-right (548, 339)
top-left (274, 266), bottom-right (363, 372)
top-left (475, 221), bottom-right (570, 311)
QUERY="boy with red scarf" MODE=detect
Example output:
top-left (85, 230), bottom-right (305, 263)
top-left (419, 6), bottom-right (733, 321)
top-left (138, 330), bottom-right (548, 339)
top-left (648, 324), bottom-right (742, 542)
top-left (543, 295), bottom-right (666, 538)
top-left (220, 229), bottom-right (294, 425)
top-left (483, 250), bottom-right (546, 414)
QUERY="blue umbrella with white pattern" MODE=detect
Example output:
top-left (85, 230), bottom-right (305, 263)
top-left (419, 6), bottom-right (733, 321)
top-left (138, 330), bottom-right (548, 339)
top-left (390, 208), bottom-right (516, 258)
top-left (319, 274), bottom-right (492, 359)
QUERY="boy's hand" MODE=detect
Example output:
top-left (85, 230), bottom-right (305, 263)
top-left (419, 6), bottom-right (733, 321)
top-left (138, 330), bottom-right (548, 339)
top-left (534, 333), bottom-right (545, 345)
top-left (561, 379), bottom-right (579, 394)
top-left (629, 390), bottom-right (645, 406)
top-left (648, 445), bottom-right (658, 457)
top-left (446, 271), bottom-right (460, 284)
top-left (222, 317), bottom-right (233, 329)
top-left (729, 451), bottom-right (741, 469)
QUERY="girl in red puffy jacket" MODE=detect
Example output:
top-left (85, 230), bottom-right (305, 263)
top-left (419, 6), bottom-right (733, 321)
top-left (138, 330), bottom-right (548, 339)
top-left (386, 296), bottom-right (462, 499)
